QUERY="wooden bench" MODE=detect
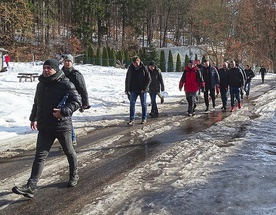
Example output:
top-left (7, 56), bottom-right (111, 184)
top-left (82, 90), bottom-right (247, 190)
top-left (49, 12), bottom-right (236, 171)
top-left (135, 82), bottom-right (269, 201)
top-left (32, 75), bottom-right (40, 81)
top-left (17, 73), bottom-right (39, 82)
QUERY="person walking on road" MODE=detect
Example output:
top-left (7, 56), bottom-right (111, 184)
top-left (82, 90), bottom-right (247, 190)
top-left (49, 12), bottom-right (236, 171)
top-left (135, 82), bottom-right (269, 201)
top-left (228, 60), bottom-right (245, 112)
top-left (260, 65), bottom-right (266, 83)
top-left (148, 61), bottom-right (165, 118)
top-left (244, 65), bottom-right (255, 98)
top-left (218, 62), bottom-right (229, 111)
top-left (12, 59), bottom-right (82, 198)
top-left (179, 60), bottom-right (205, 116)
top-left (62, 54), bottom-right (90, 146)
top-left (201, 58), bottom-right (220, 112)
top-left (125, 56), bottom-right (151, 125)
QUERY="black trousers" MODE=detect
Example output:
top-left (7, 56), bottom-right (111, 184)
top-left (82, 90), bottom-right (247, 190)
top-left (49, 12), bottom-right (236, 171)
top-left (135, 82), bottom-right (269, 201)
top-left (204, 87), bottom-right (216, 108)
top-left (28, 130), bottom-right (78, 185)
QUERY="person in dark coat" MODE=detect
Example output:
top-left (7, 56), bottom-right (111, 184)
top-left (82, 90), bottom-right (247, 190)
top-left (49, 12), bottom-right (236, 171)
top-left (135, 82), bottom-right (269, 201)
top-left (125, 56), bottom-right (151, 125)
top-left (148, 61), bottom-right (165, 118)
top-left (260, 65), bottom-right (266, 83)
top-left (12, 59), bottom-right (82, 198)
top-left (218, 62), bottom-right (229, 111)
top-left (179, 60), bottom-right (205, 116)
top-left (62, 54), bottom-right (90, 145)
top-left (244, 65), bottom-right (255, 97)
top-left (228, 60), bottom-right (245, 112)
top-left (201, 58), bottom-right (220, 112)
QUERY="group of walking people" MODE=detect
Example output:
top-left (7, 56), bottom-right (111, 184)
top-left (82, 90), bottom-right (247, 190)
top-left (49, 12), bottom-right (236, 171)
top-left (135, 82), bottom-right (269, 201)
top-left (179, 58), bottom-right (259, 116)
top-left (11, 54), bottom-right (264, 199)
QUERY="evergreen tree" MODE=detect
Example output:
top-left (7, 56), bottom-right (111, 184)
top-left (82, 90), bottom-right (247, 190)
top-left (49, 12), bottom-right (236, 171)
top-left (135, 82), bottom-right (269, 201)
top-left (176, 53), bottom-right (182, 72)
top-left (87, 45), bottom-right (94, 64)
top-left (110, 48), bottom-right (116, 67)
top-left (160, 50), bottom-right (166, 72)
top-left (195, 54), bottom-right (198, 61)
top-left (102, 47), bottom-right (109, 66)
top-left (167, 50), bottom-right (174, 72)
top-left (124, 49), bottom-right (131, 68)
top-left (138, 48), bottom-right (145, 62)
top-left (185, 54), bottom-right (189, 67)
top-left (202, 55), bottom-right (206, 63)
top-left (95, 47), bottom-right (102, 66)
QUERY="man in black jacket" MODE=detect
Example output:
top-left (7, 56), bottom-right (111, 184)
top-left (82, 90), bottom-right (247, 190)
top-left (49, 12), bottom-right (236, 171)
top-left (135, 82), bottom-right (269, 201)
top-left (228, 60), bottom-right (245, 112)
top-left (125, 56), bottom-right (151, 125)
top-left (12, 59), bottom-right (82, 198)
top-left (244, 65), bottom-right (255, 97)
top-left (62, 54), bottom-right (90, 145)
top-left (148, 61), bottom-right (165, 118)
top-left (218, 62), bottom-right (229, 111)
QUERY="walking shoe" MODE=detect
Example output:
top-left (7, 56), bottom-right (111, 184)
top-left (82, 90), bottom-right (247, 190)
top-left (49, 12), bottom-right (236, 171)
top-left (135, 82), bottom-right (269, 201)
top-left (238, 103), bottom-right (242, 109)
top-left (72, 140), bottom-right (77, 146)
top-left (230, 106), bottom-right (235, 112)
top-left (151, 113), bottom-right (158, 118)
top-left (141, 119), bottom-right (146, 124)
top-left (188, 113), bottom-right (192, 117)
top-left (127, 120), bottom-right (134, 126)
top-left (67, 175), bottom-right (79, 187)
top-left (12, 184), bottom-right (36, 198)
top-left (160, 97), bottom-right (164, 104)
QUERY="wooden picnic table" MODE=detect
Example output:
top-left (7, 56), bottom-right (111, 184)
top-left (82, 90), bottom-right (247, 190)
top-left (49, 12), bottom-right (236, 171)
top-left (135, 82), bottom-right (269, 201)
top-left (17, 73), bottom-right (40, 82)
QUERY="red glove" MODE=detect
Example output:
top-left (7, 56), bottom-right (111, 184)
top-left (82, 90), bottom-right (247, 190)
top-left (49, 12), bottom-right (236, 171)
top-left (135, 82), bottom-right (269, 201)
top-left (216, 85), bottom-right (220, 95)
top-left (201, 82), bottom-right (205, 87)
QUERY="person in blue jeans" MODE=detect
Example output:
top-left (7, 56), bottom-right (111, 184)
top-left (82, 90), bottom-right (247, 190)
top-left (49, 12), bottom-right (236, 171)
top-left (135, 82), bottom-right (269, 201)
top-left (125, 56), bottom-right (151, 125)
top-left (148, 61), bottom-right (165, 118)
top-left (218, 62), bottom-right (229, 111)
top-left (244, 65), bottom-right (255, 97)
top-left (227, 60), bottom-right (245, 112)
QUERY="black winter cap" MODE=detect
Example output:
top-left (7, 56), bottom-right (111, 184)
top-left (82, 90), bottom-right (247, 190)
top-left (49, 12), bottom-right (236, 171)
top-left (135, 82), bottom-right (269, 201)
top-left (188, 60), bottom-right (193, 64)
top-left (43, 59), bottom-right (60, 72)
top-left (148, 61), bottom-right (155, 66)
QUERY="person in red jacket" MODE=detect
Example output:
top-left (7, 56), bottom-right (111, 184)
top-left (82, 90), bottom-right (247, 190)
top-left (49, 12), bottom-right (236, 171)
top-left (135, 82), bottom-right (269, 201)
top-left (4, 53), bottom-right (10, 67)
top-left (179, 60), bottom-right (205, 116)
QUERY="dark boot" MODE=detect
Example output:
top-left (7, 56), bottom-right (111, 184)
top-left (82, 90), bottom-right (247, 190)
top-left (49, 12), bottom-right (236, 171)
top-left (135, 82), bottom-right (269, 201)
top-left (12, 183), bottom-right (36, 198)
top-left (67, 175), bottom-right (79, 187)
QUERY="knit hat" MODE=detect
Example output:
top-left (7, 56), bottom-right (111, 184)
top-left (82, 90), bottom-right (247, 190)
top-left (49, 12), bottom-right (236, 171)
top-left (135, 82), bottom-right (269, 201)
top-left (43, 59), bottom-right (60, 72)
top-left (64, 54), bottom-right (74, 63)
top-left (188, 60), bottom-right (193, 64)
top-left (148, 61), bottom-right (155, 66)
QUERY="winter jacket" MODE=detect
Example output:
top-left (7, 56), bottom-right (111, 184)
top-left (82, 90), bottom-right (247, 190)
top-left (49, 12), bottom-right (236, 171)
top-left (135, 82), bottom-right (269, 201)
top-left (62, 66), bottom-right (89, 107)
top-left (29, 70), bottom-right (81, 132)
top-left (125, 63), bottom-right (151, 93)
top-left (227, 67), bottom-right (245, 88)
top-left (244, 68), bottom-right (255, 82)
top-left (179, 66), bottom-right (204, 93)
top-left (4, 55), bottom-right (10, 63)
top-left (260, 67), bottom-right (266, 75)
top-left (218, 68), bottom-right (229, 89)
top-left (202, 66), bottom-right (220, 89)
top-left (149, 67), bottom-right (165, 93)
